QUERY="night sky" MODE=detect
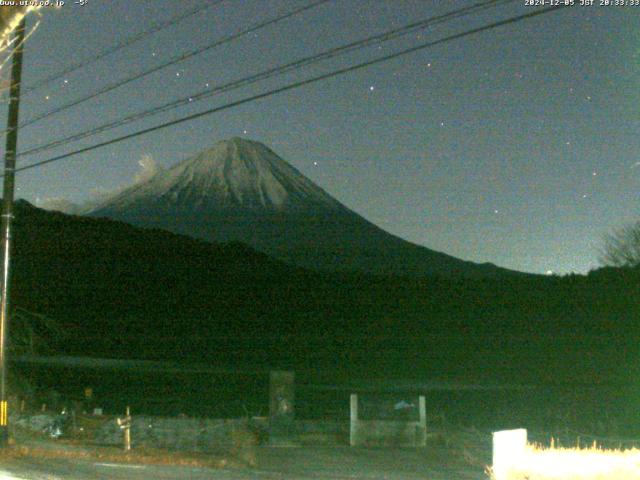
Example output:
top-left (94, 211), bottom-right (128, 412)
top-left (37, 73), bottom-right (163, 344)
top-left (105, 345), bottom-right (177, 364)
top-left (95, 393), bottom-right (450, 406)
top-left (1, 0), bottom-right (638, 275)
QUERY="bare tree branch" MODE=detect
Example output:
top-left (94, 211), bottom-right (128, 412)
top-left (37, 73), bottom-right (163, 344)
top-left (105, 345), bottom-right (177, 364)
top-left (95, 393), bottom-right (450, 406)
top-left (600, 221), bottom-right (640, 268)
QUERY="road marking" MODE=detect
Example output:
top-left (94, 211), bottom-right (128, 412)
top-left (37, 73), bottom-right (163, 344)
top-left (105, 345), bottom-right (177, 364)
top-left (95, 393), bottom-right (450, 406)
top-left (94, 463), bottom-right (147, 469)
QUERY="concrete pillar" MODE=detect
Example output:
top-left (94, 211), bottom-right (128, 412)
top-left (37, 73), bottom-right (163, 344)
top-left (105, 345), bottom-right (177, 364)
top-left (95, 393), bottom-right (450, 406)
top-left (269, 371), bottom-right (295, 445)
top-left (417, 395), bottom-right (426, 446)
top-left (350, 393), bottom-right (358, 446)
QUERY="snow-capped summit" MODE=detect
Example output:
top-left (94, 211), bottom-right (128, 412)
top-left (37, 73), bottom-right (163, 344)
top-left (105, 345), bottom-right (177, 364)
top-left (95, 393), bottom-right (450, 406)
top-left (95, 137), bottom-right (341, 213)
top-left (88, 138), bottom-right (512, 278)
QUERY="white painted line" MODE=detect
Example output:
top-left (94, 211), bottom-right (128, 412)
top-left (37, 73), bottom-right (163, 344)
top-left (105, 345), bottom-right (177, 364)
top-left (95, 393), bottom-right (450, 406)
top-left (95, 463), bottom-right (147, 469)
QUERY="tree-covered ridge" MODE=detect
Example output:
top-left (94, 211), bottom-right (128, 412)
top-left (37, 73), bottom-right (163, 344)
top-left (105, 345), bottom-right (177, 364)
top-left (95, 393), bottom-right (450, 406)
top-left (7, 200), bottom-right (639, 385)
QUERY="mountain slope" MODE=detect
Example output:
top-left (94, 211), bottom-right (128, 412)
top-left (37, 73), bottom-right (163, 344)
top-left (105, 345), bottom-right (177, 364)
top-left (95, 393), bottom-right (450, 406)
top-left (89, 137), bottom-right (518, 278)
top-left (6, 200), bottom-right (639, 384)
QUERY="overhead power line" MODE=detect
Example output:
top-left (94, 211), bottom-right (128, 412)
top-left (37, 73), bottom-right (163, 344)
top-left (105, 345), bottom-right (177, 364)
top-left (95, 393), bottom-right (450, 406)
top-left (20, 0), bottom-right (330, 128)
top-left (21, 1), bottom-right (224, 95)
top-left (18, 0), bottom-right (330, 129)
top-left (19, 0), bottom-right (513, 158)
top-left (12, 4), bottom-right (568, 176)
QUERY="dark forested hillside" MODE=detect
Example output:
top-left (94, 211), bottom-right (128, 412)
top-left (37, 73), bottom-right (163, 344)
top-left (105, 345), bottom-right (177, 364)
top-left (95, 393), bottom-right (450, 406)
top-left (8, 200), bottom-right (639, 385)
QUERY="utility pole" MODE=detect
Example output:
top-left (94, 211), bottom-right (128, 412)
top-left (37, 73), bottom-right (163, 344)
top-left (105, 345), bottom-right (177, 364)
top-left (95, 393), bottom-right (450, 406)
top-left (0, 17), bottom-right (26, 447)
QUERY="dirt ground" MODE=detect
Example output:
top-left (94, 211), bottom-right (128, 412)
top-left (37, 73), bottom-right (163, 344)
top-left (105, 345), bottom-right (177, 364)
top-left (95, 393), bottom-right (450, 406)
top-left (0, 428), bottom-right (492, 479)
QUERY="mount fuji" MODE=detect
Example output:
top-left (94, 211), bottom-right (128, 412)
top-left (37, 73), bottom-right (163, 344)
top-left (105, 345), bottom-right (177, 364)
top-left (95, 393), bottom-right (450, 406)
top-left (88, 137), bottom-right (513, 278)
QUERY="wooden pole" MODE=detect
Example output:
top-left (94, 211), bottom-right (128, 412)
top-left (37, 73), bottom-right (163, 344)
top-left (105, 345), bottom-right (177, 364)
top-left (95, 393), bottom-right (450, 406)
top-left (117, 406), bottom-right (132, 451)
top-left (124, 406), bottom-right (131, 451)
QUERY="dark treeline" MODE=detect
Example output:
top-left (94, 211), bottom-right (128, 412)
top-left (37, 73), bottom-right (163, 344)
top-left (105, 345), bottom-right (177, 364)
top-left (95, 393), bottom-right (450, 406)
top-left (9, 200), bottom-right (640, 386)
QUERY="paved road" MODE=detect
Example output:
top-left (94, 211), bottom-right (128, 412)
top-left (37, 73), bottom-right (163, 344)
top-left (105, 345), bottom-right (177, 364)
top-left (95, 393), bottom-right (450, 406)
top-left (0, 445), bottom-right (490, 479)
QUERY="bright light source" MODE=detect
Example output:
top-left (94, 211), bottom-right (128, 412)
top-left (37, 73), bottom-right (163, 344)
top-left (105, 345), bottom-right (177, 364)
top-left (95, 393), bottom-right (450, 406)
top-left (492, 428), bottom-right (640, 480)
top-left (0, 469), bottom-right (30, 479)
top-left (492, 429), bottom-right (527, 479)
